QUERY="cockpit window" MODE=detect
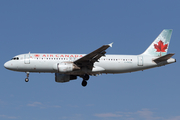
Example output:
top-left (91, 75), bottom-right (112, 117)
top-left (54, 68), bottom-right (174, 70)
top-left (11, 57), bottom-right (19, 60)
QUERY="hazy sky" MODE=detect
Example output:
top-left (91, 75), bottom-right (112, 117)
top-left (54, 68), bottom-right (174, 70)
top-left (1, 1), bottom-right (180, 120)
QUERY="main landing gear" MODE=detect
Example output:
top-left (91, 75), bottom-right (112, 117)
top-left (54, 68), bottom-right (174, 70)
top-left (25, 72), bottom-right (29, 82)
top-left (81, 74), bottom-right (89, 87)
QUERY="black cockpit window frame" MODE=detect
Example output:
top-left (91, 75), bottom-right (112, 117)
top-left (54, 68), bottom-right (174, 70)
top-left (11, 57), bottom-right (19, 60)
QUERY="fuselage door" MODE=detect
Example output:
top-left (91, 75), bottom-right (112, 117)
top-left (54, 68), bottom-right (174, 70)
top-left (138, 56), bottom-right (143, 66)
top-left (24, 54), bottom-right (30, 64)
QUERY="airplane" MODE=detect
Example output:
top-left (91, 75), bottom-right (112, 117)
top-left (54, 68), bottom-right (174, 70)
top-left (4, 29), bottom-right (176, 87)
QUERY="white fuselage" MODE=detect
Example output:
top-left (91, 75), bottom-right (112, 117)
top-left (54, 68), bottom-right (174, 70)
top-left (4, 53), bottom-right (176, 75)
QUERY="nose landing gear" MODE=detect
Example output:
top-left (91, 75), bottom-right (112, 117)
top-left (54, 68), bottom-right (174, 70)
top-left (25, 72), bottom-right (29, 82)
top-left (81, 74), bottom-right (89, 87)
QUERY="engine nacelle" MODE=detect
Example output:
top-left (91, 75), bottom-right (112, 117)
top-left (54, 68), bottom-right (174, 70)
top-left (58, 63), bottom-right (73, 72)
top-left (55, 73), bottom-right (77, 83)
top-left (53, 62), bottom-right (80, 73)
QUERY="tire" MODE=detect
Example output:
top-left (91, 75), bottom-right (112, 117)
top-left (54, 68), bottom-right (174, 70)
top-left (25, 78), bottom-right (29, 82)
top-left (81, 80), bottom-right (87, 87)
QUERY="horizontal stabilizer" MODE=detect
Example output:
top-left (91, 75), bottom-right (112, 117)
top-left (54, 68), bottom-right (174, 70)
top-left (153, 53), bottom-right (175, 63)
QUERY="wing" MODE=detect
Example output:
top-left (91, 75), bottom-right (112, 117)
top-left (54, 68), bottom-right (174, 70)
top-left (74, 43), bottom-right (113, 70)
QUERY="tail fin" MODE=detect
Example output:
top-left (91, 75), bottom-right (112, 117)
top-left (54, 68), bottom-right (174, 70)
top-left (142, 29), bottom-right (173, 57)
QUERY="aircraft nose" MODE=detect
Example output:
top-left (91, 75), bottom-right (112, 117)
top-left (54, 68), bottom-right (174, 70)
top-left (4, 61), bottom-right (10, 69)
top-left (4, 61), bottom-right (17, 71)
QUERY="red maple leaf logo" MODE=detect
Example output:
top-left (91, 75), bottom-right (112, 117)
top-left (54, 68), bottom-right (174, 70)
top-left (154, 40), bottom-right (168, 52)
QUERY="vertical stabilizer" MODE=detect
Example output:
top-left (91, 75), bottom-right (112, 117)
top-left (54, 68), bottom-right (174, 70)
top-left (142, 29), bottom-right (172, 57)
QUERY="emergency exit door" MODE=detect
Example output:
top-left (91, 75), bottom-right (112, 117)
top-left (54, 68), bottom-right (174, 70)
top-left (24, 54), bottom-right (30, 64)
top-left (138, 56), bottom-right (143, 66)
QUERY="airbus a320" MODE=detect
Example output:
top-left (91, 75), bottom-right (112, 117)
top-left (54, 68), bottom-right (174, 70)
top-left (4, 29), bottom-right (176, 87)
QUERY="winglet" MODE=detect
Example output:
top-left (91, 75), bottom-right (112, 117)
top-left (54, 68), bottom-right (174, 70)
top-left (108, 42), bottom-right (113, 47)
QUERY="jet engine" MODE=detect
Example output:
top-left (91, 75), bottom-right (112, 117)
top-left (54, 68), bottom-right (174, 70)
top-left (58, 63), bottom-right (74, 72)
top-left (55, 73), bottom-right (77, 83)
top-left (53, 62), bottom-right (80, 73)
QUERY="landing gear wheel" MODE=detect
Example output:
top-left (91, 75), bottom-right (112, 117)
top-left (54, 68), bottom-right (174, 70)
top-left (25, 72), bottom-right (30, 82)
top-left (83, 74), bottom-right (89, 80)
top-left (25, 78), bottom-right (29, 82)
top-left (81, 80), bottom-right (87, 87)
top-left (80, 74), bottom-right (90, 87)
